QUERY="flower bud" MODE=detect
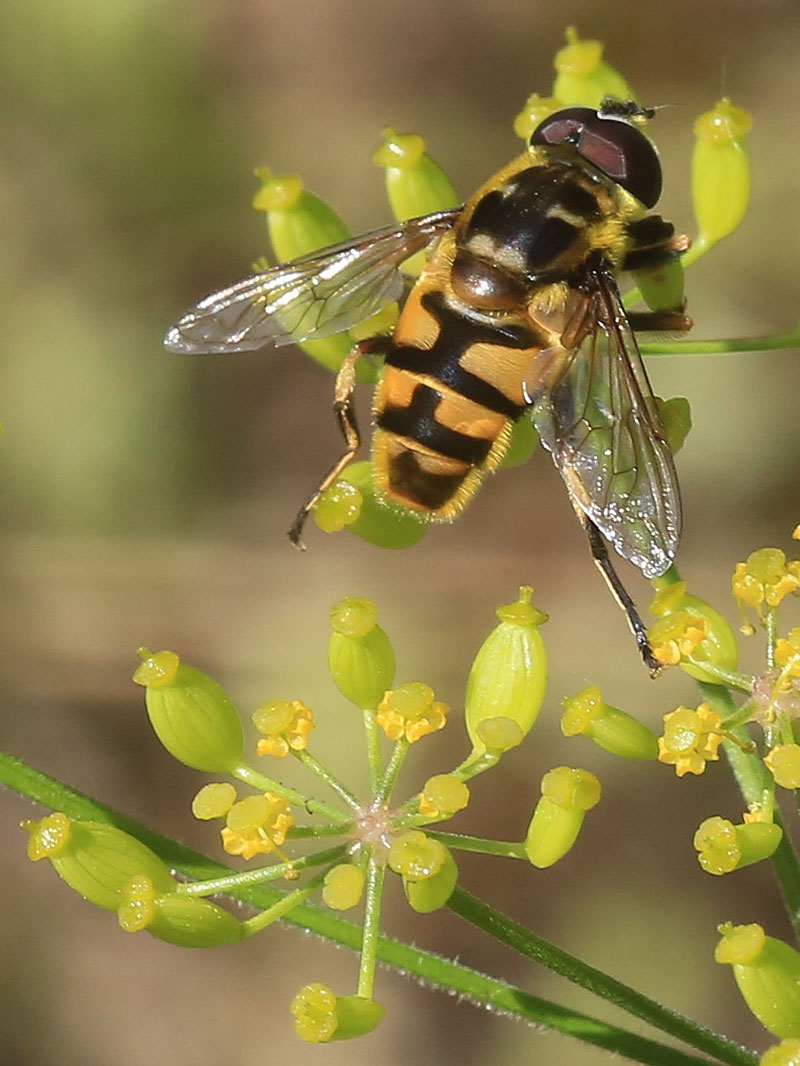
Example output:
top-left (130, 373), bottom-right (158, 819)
top-left (322, 864), bottom-right (365, 910)
top-left (192, 782), bottom-right (237, 820)
top-left (464, 587), bottom-right (547, 755)
top-left (552, 27), bottom-right (636, 108)
top-left (330, 461), bottom-right (428, 549)
top-left (761, 1039), bottom-right (800, 1066)
top-left (328, 595), bottom-right (395, 709)
top-left (655, 397), bottom-right (692, 455)
top-left (499, 417), bottom-right (539, 469)
top-left (649, 581), bottom-right (739, 683)
top-left (403, 846), bottom-right (458, 913)
top-left (117, 874), bottom-right (245, 946)
top-left (419, 774), bottom-right (470, 818)
top-left (694, 817), bottom-right (783, 875)
top-left (290, 983), bottom-right (384, 1043)
top-left (633, 256), bottom-right (686, 315)
top-left (133, 650), bottom-right (245, 773)
top-left (387, 829), bottom-right (445, 880)
top-left (692, 98), bottom-right (752, 252)
top-left (313, 478), bottom-right (363, 533)
top-left (765, 745), bottom-right (800, 790)
top-left (561, 685), bottom-right (658, 760)
top-left (513, 94), bottom-right (561, 141)
top-left (524, 767), bottom-right (601, 868)
top-left (24, 814), bottom-right (176, 910)
top-left (716, 922), bottom-right (800, 1038)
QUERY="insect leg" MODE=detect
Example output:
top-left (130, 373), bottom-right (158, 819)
top-left (574, 505), bottom-right (663, 676)
top-left (288, 337), bottom-right (385, 548)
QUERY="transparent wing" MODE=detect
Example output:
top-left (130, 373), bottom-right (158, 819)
top-left (164, 209), bottom-right (461, 354)
top-left (530, 262), bottom-right (681, 578)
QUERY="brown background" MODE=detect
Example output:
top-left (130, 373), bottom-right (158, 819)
top-left (2, 1), bottom-right (799, 1063)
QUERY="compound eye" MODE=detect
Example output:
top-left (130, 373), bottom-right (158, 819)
top-left (530, 107), bottom-right (662, 208)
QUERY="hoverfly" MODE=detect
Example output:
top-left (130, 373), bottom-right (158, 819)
top-left (165, 101), bottom-right (691, 671)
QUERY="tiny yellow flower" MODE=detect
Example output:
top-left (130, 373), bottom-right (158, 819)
top-left (417, 774), bottom-right (470, 819)
top-left (658, 703), bottom-right (723, 776)
top-left (253, 699), bottom-right (315, 758)
top-left (732, 549), bottom-right (800, 619)
top-left (765, 744), bottom-right (800, 789)
top-left (648, 611), bottom-right (709, 667)
top-left (376, 682), bottom-right (448, 743)
top-left (221, 792), bottom-right (294, 860)
top-left (776, 629), bottom-right (800, 680)
top-left (387, 829), bottom-right (446, 880)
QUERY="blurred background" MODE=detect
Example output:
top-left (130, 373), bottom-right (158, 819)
top-left (2, 0), bottom-right (799, 1062)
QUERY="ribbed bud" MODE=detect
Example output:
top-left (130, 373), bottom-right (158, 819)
top-left (117, 874), bottom-right (245, 946)
top-left (633, 256), bottom-right (686, 314)
top-left (716, 923), bottom-right (800, 1038)
top-left (694, 817), bottom-right (783, 876)
top-left (692, 98), bottom-right (752, 251)
top-left (373, 128), bottom-right (459, 275)
top-left (403, 846), bottom-right (458, 913)
top-left (649, 581), bottom-right (739, 682)
top-left (322, 864), bottom-right (365, 910)
top-left (655, 397), bottom-right (692, 455)
top-left (330, 461), bottom-right (428, 548)
top-left (761, 1039), bottom-right (800, 1066)
top-left (513, 94), bottom-right (562, 141)
top-left (464, 587), bottom-right (547, 755)
top-left (291, 984), bottom-right (384, 1043)
top-left (328, 595), bottom-right (395, 709)
top-left (561, 685), bottom-right (658, 760)
top-left (133, 650), bottom-right (245, 773)
top-left (24, 814), bottom-right (175, 911)
top-left (552, 27), bottom-right (636, 108)
top-left (524, 767), bottom-right (601, 869)
top-left (499, 417), bottom-right (539, 469)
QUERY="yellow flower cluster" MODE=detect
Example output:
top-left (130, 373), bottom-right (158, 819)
top-left (658, 703), bottom-right (723, 777)
top-left (376, 682), bottom-right (449, 743)
top-left (253, 699), bottom-right (315, 758)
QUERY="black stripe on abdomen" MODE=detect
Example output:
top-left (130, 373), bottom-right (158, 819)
top-left (377, 384), bottom-right (493, 464)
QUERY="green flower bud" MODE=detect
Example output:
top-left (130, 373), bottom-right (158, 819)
top-left (655, 397), bottom-right (692, 455)
top-left (291, 983), bottom-right (384, 1043)
top-left (252, 168), bottom-right (380, 382)
top-left (328, 596), bottom-right (395, 709)
top-left (513, 94), bottom-right (562, 141)
top-left (765, 745), bottom-right (800, 790)
top-left (552, 27), bottom-right (636, 108)
top-left (525, 767), bottom-right (601, 869)
top-left (387, 829), bottom-right (445, 880)
top-left (692, 98), bottom-right (752, 252)
top-left (694, 817), bottom-right (783, 876)
top-left (464, 587), bottom-right (547, 755)
top-left (322, 864), bottom-right (365, 911)
top-left (313, 478), bottom-right (363, 533)
top-left (633, 255), bottom-right (686, 314)
top-left (716, 922), bottom-right (800, 1038)
top-left (499, 417), bottom-right (539, 469)
top-left (761, 1038), bottom-right (800, 1066)
top-left (24, 814), bottom-right (175, 910)
top-left (561, 685), bottom-right (658, 760)
top-left (404, 846), bottom-right (458, 913)
top-left (373, 128), bottom-right (459, 277)
top-left (117, 874), bottom-right (245, 946)
top-left (649, 581), bottom-right (739, 683)
top-left (133, 650), bottom-right (245, 773)
top-left (333, 461), bottom-right (427, 549)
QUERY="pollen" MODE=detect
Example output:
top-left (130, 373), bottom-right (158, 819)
top-left (376, 682), bottom-right (449, 743)
top-left (658, 703), bottom-right (723, 776)
top-left (221, 792), bottom-right (294, 860)
top-left (253, 699), bottom-right (315, 758)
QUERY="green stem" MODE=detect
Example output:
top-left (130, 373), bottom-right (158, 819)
top-left (357, 855), bottom-right (385, 1000)
top-left (293, 749), bottom-right (361, 810)
top-left (242, 866), bottom-right (330, 937)
top-left (3, 752), bottom-right (755, 1066)
top-left (287, 823), bottom-right (351, 840)
top-left (425, 830), bottom-right (527, 859)
top-left (448, 888), bottom-right (756, 1066)
top-left (374, 738), bottom-right (409, 805)
top-left (179, 844), bottom-right (347, 897)
top-left (362, 706), bottom-right (383, 793)
top-left (686, 661), bottom-right (754, 693)
top-left (453, 749), bottom-right (501, 781)
top-left (699, 683), bottom-right (800, 938)
top-left (231, 762), bottom-right (350, 825)
top-left (765, 607), bottom-right (778, 671)
top-left (640, 327), bottom-right (800, 356)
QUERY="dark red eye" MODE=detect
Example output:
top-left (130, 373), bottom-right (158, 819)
top-left (530, 106), bottom-right (662, 208)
